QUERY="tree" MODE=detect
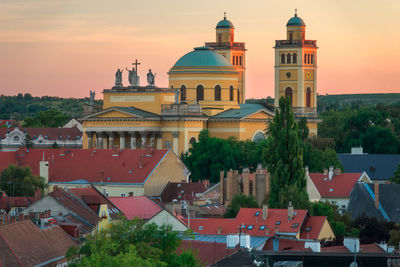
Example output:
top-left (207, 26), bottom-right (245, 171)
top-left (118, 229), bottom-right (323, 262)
top-left (390, 163), bottom-right (400, 184)
top-left (24, 134), bottom-right (33, 148)
top-left (263, 97), bottom-right (308, 209)
top-left (224, 194), bottom-right (258, 218)
top-left (0, 164), bottom-right (46, 196)
top-left (67, 218), bottom-right (200, 267)
top-left (22, 109), bottom-right (70, 128)
top-left (298, 117), bottom-right (309, 141)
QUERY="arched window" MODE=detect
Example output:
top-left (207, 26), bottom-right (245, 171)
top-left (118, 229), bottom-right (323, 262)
top-left (306, 87), bottom-right (311, 107)
top-left (180, 85), bottom-right (186, 101)
top-left (196, 85), bottom-right (204, 101)
top-left (13, 136), bottom-right (20, 142)
top-left (293, 53), bottom-right (297, 64)
top-left (253, 132), bottom-right (266, 144)
top-left (215, 85), bottom-right (221, 101)
top-left (311, 54), bottom-right (314, 64)
top-left (189, 137), bottom-right (196, 144)
top-left (304, 54), bottom-right (307, 64)
top-left (237, 90), bottom-right (240, 104)
top-left (285, 87), bottom-right (293, 105)
top-left (229, 86), bottom-right (234, 101)
top-left (281, 53), bottom-right (285, 64)
top-left (287, 53), bottom-right (291, 64)
top-left (239, 56), bottom-right (242, 66)
top-left (307, 54), bottom-right (310, 64)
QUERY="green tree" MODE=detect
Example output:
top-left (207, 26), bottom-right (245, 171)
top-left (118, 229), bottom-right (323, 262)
top-left (224, 194), bottom-right (258, 218)
top-left (22, 109), bottom-right (70, 127)
top-left (67, 218), bottom-right (200, 267)
top-left (390, 163), bottom-right (400, 184)
top-left (388, 229), bottom-right (400, 249)
top-left (24, 134), bottom-right (33, 148)
top-left (298, 117), bottom-right (309, 141)
top-left (0, 164), bottom-right (46, 196)
top-left (263, 97), bottom-right (308, 209)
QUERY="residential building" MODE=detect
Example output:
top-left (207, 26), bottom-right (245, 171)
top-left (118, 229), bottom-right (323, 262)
top-left (306, 167), bottom-right (371, 211)
top-left (0, 190), bottom-right (41, 216)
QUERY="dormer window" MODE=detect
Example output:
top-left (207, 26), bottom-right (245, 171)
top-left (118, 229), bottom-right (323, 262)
top-left (276, 221), bottom-right (281, 225)
top-left (254, 211), bottom-right (260, 217)
top-left (291, 223), bottom-right (299, 228)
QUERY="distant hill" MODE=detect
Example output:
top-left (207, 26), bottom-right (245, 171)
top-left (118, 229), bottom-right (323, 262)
top-left (317, 93), bottom-right (400, 112)
top-left (0, 94), bottom-right (102, 121)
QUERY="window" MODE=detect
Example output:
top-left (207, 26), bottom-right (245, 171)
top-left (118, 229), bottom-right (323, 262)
top-left (306, 87), bottom-right (311, 107)
top-left (237, 90), bottom-right (240, 104)
top-left (305, 227), bottom-right (312, 232)
top-left (255, 211), bottom-right (260, 217)
top-left (287, 53), bottom-right (291, 64)
top-left (285, 87), bottom-right (293, 105)
top-left (189, 137), bottom-right (196, 144)
top-left (304, 54), bottom-right (307, 64)
top-left (291, 223), bottom-right (299, 228)
top-left (247, 225), bottom-right (254, 230)
top-left (13, 136), bottom-right (19, 142)
top-left (241, 224), bottom-right (246, 229)
top-left (198, 226), bottom-right (203, 230)
top-left (196, 85), bottom-right (204, 101)
top-left (307, 54), bottom-right (310, 64)
top-left (276, 221), bottom-right (281, 225)
top-left (120, 193), bottom-right (126, 197)
top-left (217, 34), bottom-right (222, 43)
top-left (253, 132), bottom-right (266, 144)
top-left (293, 53), bottom-right (297, 64)
top-left (239, 56), bottom-right (242, 66)
top-left (311, 54), bottom-right (314, 64)
top-left (229, 86), bottom-right (234, 101)
top-left (180, 85), bottom-right (186, 101)
top-left (281, 53), bottom-right (285, 64)
top-left (214, 85), bottom-right (221, 101)
top-left (259, 225), bottom-right (266, 230)
top-left (289, 32), bottom-right (293, 41)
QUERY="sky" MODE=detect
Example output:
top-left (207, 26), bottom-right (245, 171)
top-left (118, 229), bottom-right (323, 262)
top-left (0, 0), bottom-right (399, 99)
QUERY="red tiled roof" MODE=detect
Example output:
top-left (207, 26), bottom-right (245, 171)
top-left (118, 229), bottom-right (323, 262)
top-left (109, 196), bottom-right (162, 220)
top-left (199, 205), bottom-right (226, 216)
top-left (321, 243), bottom-right (385, 253)
top-left (0, 126), bottom-right (81, 140)
top-left (0, 148), bottom-right (169, 184)
top-left (263, 238), bottom-right (308, 251)
top-left (309, 172), bottom-right (363, 198)
top-left (0, 220), bottom-right (76, 266)
top-left (178, 240), bottom-right (237, 266)
top-left (300, 216), bottom-right (327, 240)
top-left (160, 182), bottom-right (206, 203)
top-left (50, 187), bottom-right (100, 229)
top-left (185, 208), bottom-right (308, 237)
top-left (69, 186), bottom-right (121, 220)
top-left (0, 152), bottom-right (16, 171)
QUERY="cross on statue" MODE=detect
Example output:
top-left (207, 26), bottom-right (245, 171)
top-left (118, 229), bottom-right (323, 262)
top-left (132, 59), bottom-right (141, 73)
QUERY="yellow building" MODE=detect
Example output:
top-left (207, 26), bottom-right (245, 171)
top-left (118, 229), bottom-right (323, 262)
top-left (274, 11), bottom-right (320, 135)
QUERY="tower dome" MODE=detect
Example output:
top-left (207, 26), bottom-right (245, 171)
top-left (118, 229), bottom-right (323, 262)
top-left (172, 47), bottom-right (233, 68)
top-left (286, 13), bottom-right (306, 26)
top-left (216, 15), bottom-right (234, 29)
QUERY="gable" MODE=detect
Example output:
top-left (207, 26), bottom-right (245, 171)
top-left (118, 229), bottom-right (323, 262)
top-left (145, 210), bottom-right (188, 231)
top-left (245, 110), bottom-right (274, 120)
top-left (95, 110), bottom-right (139, 118)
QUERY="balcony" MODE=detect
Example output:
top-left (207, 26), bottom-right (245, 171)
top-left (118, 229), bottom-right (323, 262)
top-left (204, 42), bottom-right (246, 49)
top-left (275, 40), bottom-right (317, 48)
top-left (292, 107), bottom-right (318, 117)
top-left (161, 103), bottom-right (204, 117)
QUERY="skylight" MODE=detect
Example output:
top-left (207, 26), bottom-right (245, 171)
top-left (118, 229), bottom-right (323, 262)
top-left (247, 225), bottom-right (254, 230)
top-left (241, 224), bottom-right (246, 229)
top-left (259, 225), bottom-right (266, 230)
top-left (329, 188), bottom-right (334, 192)
top-left (291, 223), bottom-right (299, 228)
top-left (198, 226), bottom-right (203, 230)
top-left (324, 177), bottom-right (328, 181)
top-left (276, 221), bottom-right (281, 225)
top-left (255, 211), bottom-right (260, 217)
top-left (305, 226), bottom-right (312, 232)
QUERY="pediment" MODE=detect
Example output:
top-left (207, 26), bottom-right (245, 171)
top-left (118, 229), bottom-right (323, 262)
top-left (244, 109), bottom-right (274, 120)
top-left (82, 107), bottom-right (142, 119)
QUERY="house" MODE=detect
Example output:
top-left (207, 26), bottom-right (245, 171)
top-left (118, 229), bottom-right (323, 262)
top-left (63, 118), bottom-right (83, 131)
top-left (0, 220), bottom-right (76, 267)
top-left (0, 148), bottom-right (189, 197)
top-left (22, 186), bottom-right (107, 234)
top-left (185, 206), bottom-right (335, 241)
top-left (347, 182), bottom-right (400, 223)
top-left (306, 166), bottom-right (371, 211)
top-left (338, 150), bottom-right (400, 182)
top-left (160, 181), bottom-right (206, 203)
top-left (0, 190), bottom-right (41, 216)
top-left (109, 196), bottom-right (188, 231)
top-left (0, 126), bottom-right (82, 151)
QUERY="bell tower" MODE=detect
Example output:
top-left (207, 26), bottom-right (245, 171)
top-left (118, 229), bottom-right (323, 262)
top-left (274, 11), bottom-right (318, 125)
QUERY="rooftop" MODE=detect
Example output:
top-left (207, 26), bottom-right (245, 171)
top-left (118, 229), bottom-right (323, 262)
top-left (160, 181), bottom-right (206, 203)
top-left (309, 172), bottom-right (364, 198)
top-left (109, 196), bottom-right (162, 220)
top-left (210, 104), bottom-right (273, 119)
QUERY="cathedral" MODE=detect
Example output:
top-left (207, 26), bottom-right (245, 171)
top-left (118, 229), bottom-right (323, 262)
top-left (81, 12), bottom-right (318, 154)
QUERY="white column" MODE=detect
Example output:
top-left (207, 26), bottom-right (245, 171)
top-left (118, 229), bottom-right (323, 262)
top-left (172, 131), bottom-right (179, 154)
top-left (156, 134), bottom-right (162, 149)
top-left (97, 133), bottom-right (103, 149)
top-left (87, 132), bottom-right (93, 149)
top-left (119, 132), bottom-right (125, 149)
top-left (141, 132), bottom-right (147, 149)
top-left (108, 133), bottom-right (114, 149)
top-left (130, 132), bottom-right (136, 149)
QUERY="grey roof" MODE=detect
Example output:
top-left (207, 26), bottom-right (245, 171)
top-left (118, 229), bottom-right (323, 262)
top-left (347, 183), bottom-right (400, 223)
top-left (338, 154), bottom-right (400, 181)
top-left (211, 104), bottom-right (273, 119)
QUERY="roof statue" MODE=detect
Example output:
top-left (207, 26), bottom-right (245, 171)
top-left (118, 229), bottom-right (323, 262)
top-left (115, 68), bottom-right (123, 86)
top-left (174, 88), bottom-right (180, 104)
top-left (126, 67), bottom-right (139, 86)
top-left (147, 69), bottom-right (156, 86)
top-left (88, 90), bottom-right (95, 105)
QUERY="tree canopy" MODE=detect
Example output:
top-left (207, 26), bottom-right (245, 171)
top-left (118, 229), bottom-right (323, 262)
top-left (0, 164), bottom-right (47, 196)
top-left (67, 218), bottom-right (200, 267)
top-left (262, 97), bottom-right (309, 209)
top-left (390, 163), bottom-right (400, 184)
top-left (22, 109), bottom-right (70, 128)
top-left (224, 194), bottom-right (258, 218)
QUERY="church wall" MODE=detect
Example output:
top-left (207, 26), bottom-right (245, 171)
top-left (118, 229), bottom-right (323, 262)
top-left (238, 121), bottom-right (268, 141)
top-left (143, 151), bottom-right (187, 196)
top-left (96, 111), bottom-right (133, 118)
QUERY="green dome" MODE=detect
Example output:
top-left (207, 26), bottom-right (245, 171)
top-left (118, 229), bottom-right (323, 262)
top-left (173, 47), bottom-right (233, 67)
top-left (286, 14), bottom-right (305, 26)
top-left (216, 17), bottom-right (234, 29)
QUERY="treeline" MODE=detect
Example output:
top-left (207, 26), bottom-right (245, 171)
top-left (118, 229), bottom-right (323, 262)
top-left (0, 93), bottom-right (101, 120)
top-left (319, 102), bottom-right (400, 153)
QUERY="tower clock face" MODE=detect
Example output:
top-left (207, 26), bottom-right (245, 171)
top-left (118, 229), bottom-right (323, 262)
top-left (286, 72), bottom-right (291, 78)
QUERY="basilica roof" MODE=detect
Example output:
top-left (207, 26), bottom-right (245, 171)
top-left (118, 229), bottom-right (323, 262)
top-left (286, 14), bottom-right (306, 26)
top-left (210, 104), bottom-right (274, 119)
top-left (172, 47), bottom-right (233, 68)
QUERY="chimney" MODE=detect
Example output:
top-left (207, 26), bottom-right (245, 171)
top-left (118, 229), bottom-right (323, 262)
top-left (323, 168), bottom-right (328, 175)
top-left (233, 170), bottom-right (239, 195)
top-left (262, 204), bottom-right (268, 220)
top-left (219, 171), bottom-right (225, 205)
top-left (334, 168), bottom-right (341, 175)
top-left (39, 160), bottom-right (49, 184)
top-left (374, 182), bottom-right (379, 209)
top-left (265, 169), bottom-right (270, 199)
top-left (243, 168), bottom-right (250, 196)
top-left (328, 166), bottom-right (334, 180)
top-left (304, 166), bottom-right (309, 176)
top-left (33, 189), bottom-right (41, 201)
top-left (227, 170), bottom-right (233, 202)
top-left (288, 201), bottom-right (294, 221)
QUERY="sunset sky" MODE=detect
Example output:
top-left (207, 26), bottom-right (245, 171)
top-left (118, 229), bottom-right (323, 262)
top-left (0, 0), bottom-right (399, 99)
